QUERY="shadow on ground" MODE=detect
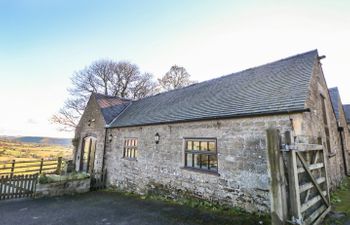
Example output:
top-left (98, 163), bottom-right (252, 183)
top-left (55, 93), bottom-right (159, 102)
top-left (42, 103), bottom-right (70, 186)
top-left (0, 191), bottom-right (266, 225)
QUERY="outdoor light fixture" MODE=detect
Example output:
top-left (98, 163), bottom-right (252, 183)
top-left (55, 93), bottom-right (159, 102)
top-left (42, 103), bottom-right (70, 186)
top-left (155, 133), bottom-right (160, 144)
top-left (108, 134), bottom-right (113, 142)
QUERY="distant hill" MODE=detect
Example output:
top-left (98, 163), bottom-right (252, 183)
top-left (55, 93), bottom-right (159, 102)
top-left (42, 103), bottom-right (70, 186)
top-left (0, 136), bottom-right (72, 147)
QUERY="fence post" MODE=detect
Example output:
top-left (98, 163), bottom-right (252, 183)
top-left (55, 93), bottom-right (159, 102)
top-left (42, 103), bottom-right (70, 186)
top-left (266, 128), bottom-right (286, 225)
top-left (288, 149), bottom-right (303, 223)
top-left (56, 157), bottom-right (62, 175)
top-left (39, 158), bottom-right (44, 174)
top-left (10, 160), bottom-right (15, 177)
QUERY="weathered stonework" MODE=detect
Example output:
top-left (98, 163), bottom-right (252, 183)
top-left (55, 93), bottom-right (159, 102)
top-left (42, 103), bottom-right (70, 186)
top-left (332, 90), bottom-right (350, 175)
top-left (36, 179), bottom-right (91, 198)
top-left (296, 60), bottom-right (346, 188)
top-left (101, 59), bottom-right (346, 213)
top-left (105, 115), bottom-right (293, 213)
top-left (338, 104), bottom-right (350, 175)
top-left (73, 95), bottom-right (106, 173)
top-left (73, 54), bottom-right (347, 215)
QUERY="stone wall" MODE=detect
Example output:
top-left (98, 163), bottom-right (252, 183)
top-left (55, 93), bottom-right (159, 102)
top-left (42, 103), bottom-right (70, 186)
top-left (73, 95), bottom-right (106, 173)
top-left (294, 60), bottom-right (346, 188)
top-left (335, 94), bottom-right (350, 175)
top-left (36, 179), bottom-right (91, 198)
top-left (105, 115), bottom-right (293, 213)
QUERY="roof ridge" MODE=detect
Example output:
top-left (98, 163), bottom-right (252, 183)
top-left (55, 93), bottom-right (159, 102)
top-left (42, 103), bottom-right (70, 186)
top-left (93, 92), bottom-right (132, 101)
top-left (216, 49), bottom-right (318, 80)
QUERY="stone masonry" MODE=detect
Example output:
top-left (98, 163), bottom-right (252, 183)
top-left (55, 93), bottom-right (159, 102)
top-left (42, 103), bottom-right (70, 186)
top-left (73, 95), bottom-right (106, 173)
top-left (298, 59), bottom-right (346, 188)
top-left (105, 115), bottom-right (293, 213)
top-left (73, 52), bottom-right (347, 214)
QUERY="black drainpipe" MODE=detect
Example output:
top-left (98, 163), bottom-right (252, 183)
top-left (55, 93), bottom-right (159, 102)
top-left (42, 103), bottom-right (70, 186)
top-left (102, 127), bottom-right (108, 172)
top-left (338, 126), bottom-right (350, 176)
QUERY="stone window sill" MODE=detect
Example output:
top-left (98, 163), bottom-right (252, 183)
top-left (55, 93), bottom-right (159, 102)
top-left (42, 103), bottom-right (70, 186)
top-left (180, 167), bottom-right (220, 176)
top-left (122, 157), bottom-right (138, 162)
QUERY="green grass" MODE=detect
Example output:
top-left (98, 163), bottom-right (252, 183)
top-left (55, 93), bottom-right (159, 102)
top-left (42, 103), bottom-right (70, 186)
top-left (323, 177), bottom-right (350, 224)
top-left (38, 172), bottom-right (90, 184)
top-left (331, 177), bottom-right (350, 214)
top-left (0, 139), bottom-right (72, 162)
top-left (0, 139), bottom-right (72, 175)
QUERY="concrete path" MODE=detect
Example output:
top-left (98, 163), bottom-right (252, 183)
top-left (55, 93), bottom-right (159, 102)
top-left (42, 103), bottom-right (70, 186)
top-left (0, 191), bottom-right (262, 225)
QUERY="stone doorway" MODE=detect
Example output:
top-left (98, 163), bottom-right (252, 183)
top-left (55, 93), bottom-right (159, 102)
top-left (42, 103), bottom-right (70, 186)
top-left (80, 136), bottom-right (97, 174)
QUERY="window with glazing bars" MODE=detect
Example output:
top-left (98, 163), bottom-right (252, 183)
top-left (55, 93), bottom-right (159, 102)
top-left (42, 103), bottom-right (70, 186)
top-left (123, 138), bottom-right (138, 159)
top-left (184, 139), bottom-right (218, 172)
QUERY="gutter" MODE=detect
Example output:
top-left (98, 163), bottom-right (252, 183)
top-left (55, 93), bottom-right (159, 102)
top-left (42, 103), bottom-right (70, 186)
top-left (109, 108), bottom-right (310, 129)
top-left (101, 127), bottom-right (108, 173)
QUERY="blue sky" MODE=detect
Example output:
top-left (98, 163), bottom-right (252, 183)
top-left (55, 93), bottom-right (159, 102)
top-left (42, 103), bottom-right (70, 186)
top-left (0, 0), bottom-right (350, 138)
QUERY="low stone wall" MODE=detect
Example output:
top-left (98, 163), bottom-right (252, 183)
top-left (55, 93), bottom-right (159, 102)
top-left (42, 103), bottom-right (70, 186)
top-left (35, 179), bottom-right (91, 198)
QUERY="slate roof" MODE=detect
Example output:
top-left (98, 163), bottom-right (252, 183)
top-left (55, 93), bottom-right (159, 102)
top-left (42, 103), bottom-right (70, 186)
top-left (93, 93), bottom-right (131, 124)
top-left (344, 105), bottom-right (350, 124)
top-left (329, 87), bottom-right (340, 120)
top-left (109, 50), bottom-right (318, 128)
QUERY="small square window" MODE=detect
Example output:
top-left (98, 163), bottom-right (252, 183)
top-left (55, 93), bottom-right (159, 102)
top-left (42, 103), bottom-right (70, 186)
top-left (123, 138), bottom-right (138, 159)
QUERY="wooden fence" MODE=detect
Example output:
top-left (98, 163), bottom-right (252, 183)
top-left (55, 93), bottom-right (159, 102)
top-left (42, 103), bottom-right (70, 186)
top-left (0, 157), bottom-right (62, 176)
top-left (0, 174), bottom-right (38, 200)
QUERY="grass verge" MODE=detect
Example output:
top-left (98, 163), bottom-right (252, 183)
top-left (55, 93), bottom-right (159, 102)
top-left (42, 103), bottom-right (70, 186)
top-left (323, 177), bottom-right (350, 225)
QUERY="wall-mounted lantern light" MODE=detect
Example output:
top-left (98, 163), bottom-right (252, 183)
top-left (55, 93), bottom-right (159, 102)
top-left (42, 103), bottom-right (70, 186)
top-left (108, 134), bottom-right (113, 142)
top-left (155, 133), bottom-right (160, 144)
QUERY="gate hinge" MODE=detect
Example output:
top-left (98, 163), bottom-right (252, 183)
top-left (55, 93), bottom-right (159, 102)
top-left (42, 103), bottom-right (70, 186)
top-left (281, 144), bottom-right (291, 152)
top-left (286, 216), bottom-right (303, 225)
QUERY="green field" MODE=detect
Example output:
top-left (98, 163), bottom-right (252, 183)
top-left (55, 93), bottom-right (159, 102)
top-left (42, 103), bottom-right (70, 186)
top-left (0, 139), bottom-right (73, 162)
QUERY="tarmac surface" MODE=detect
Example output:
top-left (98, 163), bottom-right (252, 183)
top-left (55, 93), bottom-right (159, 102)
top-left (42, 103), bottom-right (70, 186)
top-left (0, 191), bottom-right (240, 225)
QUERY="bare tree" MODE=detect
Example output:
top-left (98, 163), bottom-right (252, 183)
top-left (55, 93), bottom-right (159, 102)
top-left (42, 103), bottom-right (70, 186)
top-left (158, 65), bottom-right (196, 91)
top-left (51, 60), bottom-right (157, 131)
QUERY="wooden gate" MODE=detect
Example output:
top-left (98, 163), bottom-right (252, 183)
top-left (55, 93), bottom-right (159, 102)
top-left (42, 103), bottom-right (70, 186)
top-left (267, 129), bottom-right (331, 225)
top-left (90, 169), bottom-right (107, 191)
top-left (0, 174), bottom-right (38, 200)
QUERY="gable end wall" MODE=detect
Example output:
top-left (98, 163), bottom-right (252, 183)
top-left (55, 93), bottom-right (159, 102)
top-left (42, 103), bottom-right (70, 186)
top-left (334, 95), bottom-right (350, 175)
top-left (292, 60), bottom-right (346, 188)
top-left (74, 95), bottom-right (106, 173)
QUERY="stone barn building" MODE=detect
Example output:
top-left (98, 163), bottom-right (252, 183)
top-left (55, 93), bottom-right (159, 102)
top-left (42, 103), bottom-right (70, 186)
top-left (329, 87), bottom-right (350, 176)
top-left (73, 50), bottom-right (347, 214)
